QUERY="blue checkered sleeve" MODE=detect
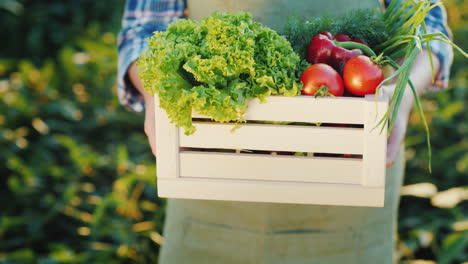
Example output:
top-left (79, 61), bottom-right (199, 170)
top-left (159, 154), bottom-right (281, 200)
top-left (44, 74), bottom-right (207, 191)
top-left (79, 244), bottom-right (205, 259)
top-left (384, 0), bottom-right (454, 91)
top-left (117, 0), bottom-right (186, 112)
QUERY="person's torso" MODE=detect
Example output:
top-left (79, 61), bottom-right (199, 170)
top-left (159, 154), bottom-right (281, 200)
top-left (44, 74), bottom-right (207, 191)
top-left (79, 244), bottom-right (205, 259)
top-left (187, 0), bottom-right (380, 31)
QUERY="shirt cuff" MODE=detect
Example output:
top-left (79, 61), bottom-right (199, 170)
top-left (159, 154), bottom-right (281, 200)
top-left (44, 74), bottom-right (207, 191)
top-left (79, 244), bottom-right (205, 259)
top-left (117, 23), bottom-right (168, 112)
top-left (423, 36), bottom-right (454, 92)
top-left (117, 38), bottom-right (147, 112)
top-left (421, 13), bottom-right (454, 91)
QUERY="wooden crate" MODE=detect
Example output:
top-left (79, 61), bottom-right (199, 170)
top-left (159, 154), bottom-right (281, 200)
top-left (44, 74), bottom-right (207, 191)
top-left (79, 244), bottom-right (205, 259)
top-left (153, 94), bottom-right (388, 207)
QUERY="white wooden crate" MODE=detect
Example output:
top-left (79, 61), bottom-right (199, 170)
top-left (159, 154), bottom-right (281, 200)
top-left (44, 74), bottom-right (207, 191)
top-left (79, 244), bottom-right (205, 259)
top-left (154, 94), bottom-right (388, 207)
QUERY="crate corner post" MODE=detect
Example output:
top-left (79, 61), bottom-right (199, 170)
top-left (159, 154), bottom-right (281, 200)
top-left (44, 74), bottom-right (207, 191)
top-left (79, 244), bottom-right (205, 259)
top-left (362, 95), bottom-right (388, 188)
top-left (153, 95), bottom-right (181, 196)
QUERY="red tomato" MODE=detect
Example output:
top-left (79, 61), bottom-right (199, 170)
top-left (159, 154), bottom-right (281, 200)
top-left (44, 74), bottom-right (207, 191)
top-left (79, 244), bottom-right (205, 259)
top-left (343, 55), bottom-right (384, 96)
top-left (300, 64), bottom-right (344, 96)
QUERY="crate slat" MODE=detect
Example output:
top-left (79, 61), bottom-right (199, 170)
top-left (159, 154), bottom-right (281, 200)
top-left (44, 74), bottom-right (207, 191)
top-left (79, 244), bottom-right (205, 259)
top-left (362, 94), bottom-right (388, 187)
top-left (179, 151), bottom-right (362, 184)
top-left (154, 94), bottom-right (388, 207)
top-left (180, 123), bottom-right (365, 154)
top-left (193, 96), bottom-right (367, 124)
top-left (157, 178), bottom-right (384, 207)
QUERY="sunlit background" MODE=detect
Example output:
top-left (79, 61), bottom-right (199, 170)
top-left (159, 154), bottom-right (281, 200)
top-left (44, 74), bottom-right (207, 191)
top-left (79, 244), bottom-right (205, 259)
top-left (0, 0), bottom-right (466, 263)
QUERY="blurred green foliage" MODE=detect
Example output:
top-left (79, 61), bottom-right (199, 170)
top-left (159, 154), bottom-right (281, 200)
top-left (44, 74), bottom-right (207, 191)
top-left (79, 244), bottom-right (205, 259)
top-left (0, 0), bottom-right (466, 263)
top-left (399, 0), bottom-right (468, 263)
top-left (1, 0), bottom-right (166, 263)
top-left (0, 0), bottom-right (125, 62)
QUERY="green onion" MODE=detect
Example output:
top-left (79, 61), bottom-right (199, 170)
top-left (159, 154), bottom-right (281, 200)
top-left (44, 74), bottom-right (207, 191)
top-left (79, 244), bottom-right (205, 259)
top-left (375, 0), bottom-right (467, 171)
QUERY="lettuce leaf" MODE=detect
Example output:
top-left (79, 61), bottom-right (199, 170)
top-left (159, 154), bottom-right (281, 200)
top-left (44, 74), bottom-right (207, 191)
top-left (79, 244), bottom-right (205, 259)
top-left (138, 12), bottom-right (301, 135)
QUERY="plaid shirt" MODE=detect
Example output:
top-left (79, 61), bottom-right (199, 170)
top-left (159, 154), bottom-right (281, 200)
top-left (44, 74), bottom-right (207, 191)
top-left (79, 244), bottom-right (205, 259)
top-left (117, 0), bottom-right (453, 112)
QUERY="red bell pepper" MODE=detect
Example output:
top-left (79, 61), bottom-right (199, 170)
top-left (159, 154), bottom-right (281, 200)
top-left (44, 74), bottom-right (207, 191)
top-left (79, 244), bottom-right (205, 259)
top-left (307, 32), bottom-right (335, 64)
top-left (306, 32), bottom-right (375, 72)
top-left (333, 34), bottom-right (352, 42)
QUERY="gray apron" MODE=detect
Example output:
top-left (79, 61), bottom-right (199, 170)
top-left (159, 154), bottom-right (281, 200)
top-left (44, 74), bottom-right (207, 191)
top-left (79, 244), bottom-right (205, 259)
top-left (159, 1), bottom-right (404, 263)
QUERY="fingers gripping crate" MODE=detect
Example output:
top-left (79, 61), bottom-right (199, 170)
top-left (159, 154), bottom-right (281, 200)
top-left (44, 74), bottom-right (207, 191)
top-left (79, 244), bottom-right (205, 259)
top-left (153, 94), bottom-right (388, 207)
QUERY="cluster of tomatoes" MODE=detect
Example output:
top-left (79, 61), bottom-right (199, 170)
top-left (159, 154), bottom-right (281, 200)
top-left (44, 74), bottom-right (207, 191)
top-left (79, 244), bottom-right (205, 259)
top-left (300, 32), bottom-right (384, 97)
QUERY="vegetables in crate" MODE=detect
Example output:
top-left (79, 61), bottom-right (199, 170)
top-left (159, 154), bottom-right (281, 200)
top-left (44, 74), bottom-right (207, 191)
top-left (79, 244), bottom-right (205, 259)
top-left (138, 12), bottom-right (301, 135)
top-left (139, 1), bottom-right (467, 169)
top-left (284, 2), bottom-right (467, 170)
top-left (306, 31), bottom-right (374, 73)
top-left (302, 31), bottom-right (383, 96)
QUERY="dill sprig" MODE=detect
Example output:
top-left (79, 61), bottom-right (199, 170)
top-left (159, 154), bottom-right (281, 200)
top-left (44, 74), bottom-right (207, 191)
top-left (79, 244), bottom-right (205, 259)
top-left (281, 9), bottom-right (389, 60)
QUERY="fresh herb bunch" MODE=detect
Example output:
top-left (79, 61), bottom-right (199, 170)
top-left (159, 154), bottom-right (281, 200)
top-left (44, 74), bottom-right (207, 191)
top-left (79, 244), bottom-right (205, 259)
top-left (138, 12), bottom-right (301, 135)
top-left (282, 9), bottom-right (390, 60)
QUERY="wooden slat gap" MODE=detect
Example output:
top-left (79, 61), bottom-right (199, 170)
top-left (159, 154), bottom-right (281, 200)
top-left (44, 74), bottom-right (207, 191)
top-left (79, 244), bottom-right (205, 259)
top-left (191, 121), bottom-right (365, 131)
top-left (192, 118), bottom-right (365, 128)
top-left (179, 149), bottom-right (363, 160)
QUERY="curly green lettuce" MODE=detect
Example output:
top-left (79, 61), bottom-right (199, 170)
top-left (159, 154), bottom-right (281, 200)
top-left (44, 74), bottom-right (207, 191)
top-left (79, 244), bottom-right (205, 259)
top-left (138, 12), bottom-right (301, 135)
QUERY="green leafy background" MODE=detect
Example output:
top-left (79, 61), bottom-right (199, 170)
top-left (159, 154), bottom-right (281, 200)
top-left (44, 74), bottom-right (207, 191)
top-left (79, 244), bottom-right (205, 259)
top-left (0, 0), bottom-right (466, 263)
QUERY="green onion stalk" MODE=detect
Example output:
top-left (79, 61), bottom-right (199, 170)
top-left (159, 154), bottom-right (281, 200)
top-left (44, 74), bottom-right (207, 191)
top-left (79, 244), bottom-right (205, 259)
top-left (374, 0), bottom-right (467, 172)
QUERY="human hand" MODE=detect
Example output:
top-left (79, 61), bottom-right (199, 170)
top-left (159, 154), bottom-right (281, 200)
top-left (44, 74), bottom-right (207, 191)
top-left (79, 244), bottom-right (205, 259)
top-left (143, 96), bottom-right (157, 157)
top-left (379, 83), bottom-right (413, 168)
top-left (378, 49), bottom-right (440, 168)
top-left (128, 63), bottom-right (157, 157)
